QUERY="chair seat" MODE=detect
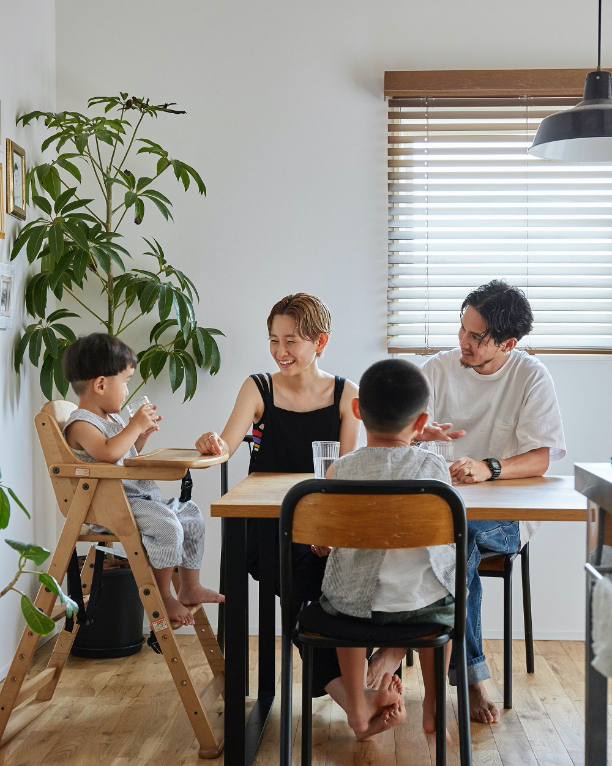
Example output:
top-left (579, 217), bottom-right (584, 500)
top-left (478, 550), bottom-right (518, 572)
top-left (296, 601), bottom-right (450, 645)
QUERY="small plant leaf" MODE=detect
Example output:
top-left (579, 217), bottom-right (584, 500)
top-left (6, 539), bottom-right (51, 565)
top-left (7, 488), bottom-right (30, 519)
top-left (21, 595), bottom-right (55, 636)
top-left (0, 488), bottom-right (10, 530)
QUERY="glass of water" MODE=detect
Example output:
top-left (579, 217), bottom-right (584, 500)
top-left (312, 441), bottom-right (340, 479)
top-left (126, 395), bottom-right (150, 417)
top-left (420, 440), bottom-right (455, 463)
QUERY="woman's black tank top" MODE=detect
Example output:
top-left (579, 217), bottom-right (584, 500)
top-left (248, 373), bottom-right (345, 474)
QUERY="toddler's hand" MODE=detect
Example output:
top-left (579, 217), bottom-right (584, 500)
top-left (131, 403), bottom-right (159, 434)
top-left (196, 431), bottom-right (223, 456)
top-left (311, 545), bottom-right (332, 557)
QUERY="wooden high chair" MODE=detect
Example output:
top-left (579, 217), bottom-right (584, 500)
top-left (0, 401), bottom-right (228, 759)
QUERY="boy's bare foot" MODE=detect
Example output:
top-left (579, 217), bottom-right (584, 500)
top-left (355, 698), bottom-right (407, 742)
top-left (161, 594), bottom-right (195, 626)
top-left (469, 682), bottom-right (500, 723)
top-left (366, 648), bottom-right (406, 688)
top-left (177, 584), bottom-right (225, 606)
top-left (347, 672), bottom-right (401, 735)
top-left (422, 700), bottom-right (452, 743)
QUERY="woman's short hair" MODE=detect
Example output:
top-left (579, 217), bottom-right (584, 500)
top-left (267, 293), bottom-right (332, 345)
top-left (63, 333), bottom-right (138, 395)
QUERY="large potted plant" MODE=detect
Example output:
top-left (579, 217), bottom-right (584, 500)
top-left (9, 94), bottom-right (223, 655)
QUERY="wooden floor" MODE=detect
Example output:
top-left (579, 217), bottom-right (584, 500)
top-left (0, 636), bottom-right (610, 766)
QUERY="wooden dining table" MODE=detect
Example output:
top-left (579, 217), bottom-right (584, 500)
top-left (211, 473), bottom-right (586, 766)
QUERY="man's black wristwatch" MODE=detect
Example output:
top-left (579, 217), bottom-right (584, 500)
top-left (483, 457), bottom-right (502, 481)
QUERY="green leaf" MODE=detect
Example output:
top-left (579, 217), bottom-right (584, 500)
top-left (38, 574), bottom-right (78, 618)
top-left (150, 349), bottom-right (168, 378)
top-left (52, 323), bottom-right (77, 342)
top-left (54, 187), bottom-right (76, 214)
top-left (0, 489), bottom-right (9, 530)
top-left (47, 308), bottom-right (79, 323)
top-left (40, 353), bottom-right (55, 399)
top-left (33, 275), bottom-right (49, 318)
top-left (61, 198), bottom-right (94, 214)
top-left (7, 488), bottom-right (30, 519)
top-left (10, 226), bottom-right (35, 260)
top-left (168, 355), bottom-right (184, 392)
top-left (210, 336), bottom-right (221, 375)
top-left (41, 131), bottom-right (68, 152)
top-left (14, 330), bottom-right (33, 372)
top-left (32, 195), bottom-right (52, 216)
top-left (26, 226), bottom-right (48, 264)
top-left (182, 353), bottom-right (198, 401)
top-left (134, 197), bottom-right (145, 223)
top-left (146, 196), bottom-right (173, 222)
top-left (29, 329), bottom-right (43, 366)
top-left (139, 281), bottom-right (160, 313)
top-left (136, 176), bottom-right (152, 192)
top-left (56, 156), bottom-right (82, 183)
top-left (6, 539), bottom-right (51, 565)
top-left (42, 327), bottom-right (59, 359)
top-left (48, 223), bottom-right (64, 265)
top-left (21, 595), bottom-right (55, 636)
top-left (150, 318), bottom-right (177, 343)
top-left (124, 191), bottom-right (137, 209)
top-left (53, 354), bottom-right (69, 398)
top-left (158, 284), bottom-right (173, 320)
top-left (62, 219), bottom-right (89, 252)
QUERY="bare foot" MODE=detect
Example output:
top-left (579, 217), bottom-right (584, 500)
top-left (161, 594), bottom-right (195, 626)
top-left (347, 672), bottom-right (401, 734)
top-left (469, 682), bottom-right (500, 724)
top-left (355, 697), bottom-right (407, 742)
top-left (422, 699), bottom-right (452, 743)
top-left (177, 584), bottom-right (225, 606)
top-left (366, 648), bottom-right (406, 688)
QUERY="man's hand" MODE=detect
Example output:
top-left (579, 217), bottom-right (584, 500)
top-left (450, 457), bottom-right (493, 484)
top-left (419, 422), bottom-right (466, 443)
top-left (311, 545), bottom-right (332, 557)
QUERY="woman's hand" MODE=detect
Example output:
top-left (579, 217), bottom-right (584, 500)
top-left (196, 431), bottom-right (224, 456)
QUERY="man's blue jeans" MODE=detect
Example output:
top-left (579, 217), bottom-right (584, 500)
top-left (448, 519), bottom-right (521, 686)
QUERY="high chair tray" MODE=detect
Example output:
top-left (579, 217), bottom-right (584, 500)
top-left (124, 448), bottom-right (228, 469)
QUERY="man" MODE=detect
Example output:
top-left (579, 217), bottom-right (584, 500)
top-left (368, 280), bottom-right (565, 724)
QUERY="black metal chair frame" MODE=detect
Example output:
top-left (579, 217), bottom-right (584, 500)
top-left (478, 543), bottom-right (535, 709)
top-left (279, 478), bottom-right (472, 766)
top-left (406, 542), bottom-right (535, 709)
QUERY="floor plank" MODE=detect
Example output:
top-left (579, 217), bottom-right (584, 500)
top-left (2, 638), bottom-right (612, 765)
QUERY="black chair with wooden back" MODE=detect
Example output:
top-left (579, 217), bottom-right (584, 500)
top-left (279, 478), bottom-right (472, 766)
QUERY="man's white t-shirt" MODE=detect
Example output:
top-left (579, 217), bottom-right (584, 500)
top-left (420, 348), bottom-right (566, 545)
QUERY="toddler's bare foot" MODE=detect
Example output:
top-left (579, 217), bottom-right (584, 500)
top-left (178, 584), bottom-right (225, 606)
top-left (355, 698), bottom-right (407, 742)
top-left (422, 700), bottom-right (452, 743)
top-left (366, 648), bottom-right (406, 688)
top-left (347, 672), bottom-right (401, 735)
top-left (161, 594), bottom-right (195, 626)
top-left (469, 682), bottom-right (500, 724)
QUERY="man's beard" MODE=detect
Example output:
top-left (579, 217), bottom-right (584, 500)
top-left (459, 355), bottom-right (497, 370)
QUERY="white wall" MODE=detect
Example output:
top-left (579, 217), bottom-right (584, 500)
top-left (0, 0), bottom-right (56, 676)
top-left (51, 0), bottom-right (609, 642)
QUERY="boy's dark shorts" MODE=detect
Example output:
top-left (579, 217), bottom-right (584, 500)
top-left (319, 593), bottom-right (455, 628)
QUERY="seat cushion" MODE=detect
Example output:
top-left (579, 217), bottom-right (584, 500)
top-left (296, 602), bottom-right (450, 644)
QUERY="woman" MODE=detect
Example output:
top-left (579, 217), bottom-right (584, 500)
top-left (196, 293), bottom-right (359, 696)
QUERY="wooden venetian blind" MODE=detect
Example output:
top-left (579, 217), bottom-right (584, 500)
top-left (387, 79), bottom-right (612, 354)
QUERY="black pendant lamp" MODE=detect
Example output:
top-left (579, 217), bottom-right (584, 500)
top-left (529, 0), bottom-right (612, 161)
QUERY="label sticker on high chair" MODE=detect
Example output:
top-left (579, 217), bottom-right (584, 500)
top-left (74, 468), bottom-right (90, 476)
top-left (151, 617), bottom-right (168, 632)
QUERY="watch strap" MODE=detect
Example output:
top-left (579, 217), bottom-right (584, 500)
top-left (484, 457), bottom-right (502, 481)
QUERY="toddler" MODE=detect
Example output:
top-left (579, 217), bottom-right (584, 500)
top-left (62, 333), bottom-right (223, 626)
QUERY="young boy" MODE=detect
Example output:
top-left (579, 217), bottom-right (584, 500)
top-left (319, 359), bottom-right (455, 740)
top-left (62, 333), bottom-right (224, 626)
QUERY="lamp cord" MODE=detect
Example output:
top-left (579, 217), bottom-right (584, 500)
top-left (598, 0), bottom-right (602, 70)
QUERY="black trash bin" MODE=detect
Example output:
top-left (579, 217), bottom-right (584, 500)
top-left (71, 558), bottom-right (145, 658)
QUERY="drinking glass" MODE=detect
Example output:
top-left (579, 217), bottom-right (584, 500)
top-left (312, 441), bottom-right (340, 479)
top-left (420, 440), bottom-right (455, 463)
top-left (126, 395), bottom-right (150, 417)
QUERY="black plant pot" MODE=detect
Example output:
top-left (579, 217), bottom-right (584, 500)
top-left (71, 563), bottom-right (145, 658)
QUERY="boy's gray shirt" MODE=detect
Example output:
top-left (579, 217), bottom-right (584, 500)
top-left (321, 445), bottom-right (456, 619)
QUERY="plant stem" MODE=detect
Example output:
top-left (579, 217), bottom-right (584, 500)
top-left (115, 112), bottom-right (145, 176)
top-left (117, 311), bottom-right (145, 335)
top-left (116, 301), bottom-right (130, 334)
top-left (105, 177), bottom-right (114, 334)
top-left (108, 107), bottom-right (125, 171)
top-left (0, 563), bottom-right (25, 599)
top-left (84, 150), bottom-right (106, 196)
top-left (65, 288), bottom-right (106, 325)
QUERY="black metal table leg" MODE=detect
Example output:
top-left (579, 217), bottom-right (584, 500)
top-left (258, 519), bottom-right (277, 699)
top-left (224, 517), bottom-right (248, 765)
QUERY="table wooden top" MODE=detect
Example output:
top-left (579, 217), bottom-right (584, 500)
top-left (124, 448), bottom-right (228, 469)
top-left (210, 473), bottom-right (586, 521)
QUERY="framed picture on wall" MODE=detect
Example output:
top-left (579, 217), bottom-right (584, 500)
top-left (0, 164), bottom-right (4, 239)
top-left (6, 139), bottom-right (26, 220)
top-left (0, 261), bottom-right (15, 329)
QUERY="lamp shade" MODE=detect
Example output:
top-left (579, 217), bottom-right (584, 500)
top-left (529, 70), bottom-right (612, 161)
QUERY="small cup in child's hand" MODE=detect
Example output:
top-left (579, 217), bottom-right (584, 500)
top-left (126, 395), bottom-right (150, 417)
